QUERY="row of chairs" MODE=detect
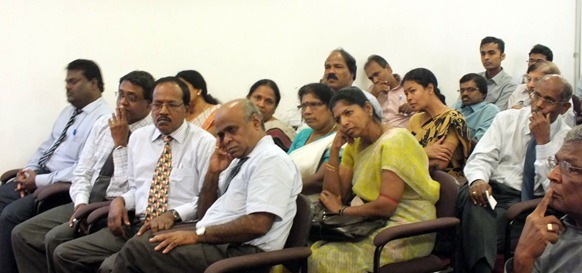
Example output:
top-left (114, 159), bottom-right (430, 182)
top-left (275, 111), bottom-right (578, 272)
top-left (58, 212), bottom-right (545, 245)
top-left (0, 168), bottom-right (541, 273)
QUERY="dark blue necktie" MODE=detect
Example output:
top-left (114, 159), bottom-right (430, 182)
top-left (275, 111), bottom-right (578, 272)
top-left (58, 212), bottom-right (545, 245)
top-left (223, 157), bottom-right (249, 193)
top-left (521, 138), bottom-right (537, 201)
top-left (38, 108), bottom-right (82, 170)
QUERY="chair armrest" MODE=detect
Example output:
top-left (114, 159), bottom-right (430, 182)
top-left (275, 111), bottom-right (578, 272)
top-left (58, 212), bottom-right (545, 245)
top-left (1, 169), bottom-right (20, 183)
top-left (87, 205), bottom-right (111, 225)
top-left (204, 247), bottom-right (312, 273)
top-left (33, 182), bottom-right (71, 200)
top-left (505, 198), bottom-right (541, 221)
top-left (73, 201), bottom-right (112, 220)
top-left (373, 217), bottom-right (460, 247)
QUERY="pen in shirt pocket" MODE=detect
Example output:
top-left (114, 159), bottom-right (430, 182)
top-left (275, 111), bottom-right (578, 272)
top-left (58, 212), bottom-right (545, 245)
top-left (73, 129), bottom-right (77, 136)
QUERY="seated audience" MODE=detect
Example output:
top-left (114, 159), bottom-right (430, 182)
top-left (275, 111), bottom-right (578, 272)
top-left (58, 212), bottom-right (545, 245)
top-left (0, 59), bottom-right (110, 273)
top-left (456, 74), bottom-right (572, 273)
top-left (12, 70), bottom-right (154, 273)
top-left (52, 77), bottom-right (216, 273)
top-left (110, 99), bottom-right (302, 273)
top-left (176, 70), bottom-right (221, 135)
top-left (478, 36), bottom-right (516, 111)
top-left (453, 73), bottom-right (500, 141)
top-left (364, 54), bottom-right (413, 128)
top-left (508, 61), bottom-right (576, 127)
top-left (309, 88), bottom-right (439, 272)
top-left (247, 79), bottom-right (296, 152)
top-left (403, 68), bottom-right (471, 179)
top-left (288, 83), bottom-right (337, 198)
top-left (508, 125), bottom-right (582, 273)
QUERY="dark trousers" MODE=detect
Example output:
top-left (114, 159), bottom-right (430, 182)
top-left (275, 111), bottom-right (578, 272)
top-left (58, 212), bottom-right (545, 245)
top-left (0, 181), bottom-right (37, 273)
top-left (455, 181), bottom-right (522, 273)
top-left (12, 202), bottom-right (73, 273)
top-left (111, 230), bottom-right (265, 273)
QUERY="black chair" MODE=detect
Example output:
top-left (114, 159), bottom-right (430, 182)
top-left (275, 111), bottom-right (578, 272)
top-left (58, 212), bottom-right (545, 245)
top-left (372, 170), bottom-right (460, 273)
top-left (204, 194), bottom-right (313, 273)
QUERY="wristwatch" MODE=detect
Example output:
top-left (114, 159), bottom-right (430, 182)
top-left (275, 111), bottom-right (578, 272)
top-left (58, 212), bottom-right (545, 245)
top-left (196, 227), bottom-right (206, 236)
top-left (169, 209), bottom-right (182, 223)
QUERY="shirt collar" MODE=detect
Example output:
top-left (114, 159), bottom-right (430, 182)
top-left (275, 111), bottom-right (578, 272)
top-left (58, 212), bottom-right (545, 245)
top-left (243, 135), bottom-right (274, 160)
top-left (461, 101), bottom-right (487, 111)
top-left (486, 68), bottom-right (509, 85)
top-left (129, 114), bottom-right (153, 133)
top-left (79, 97), bottom-right (105, 113)
top-left (151, 120), bottom-right (189, 144)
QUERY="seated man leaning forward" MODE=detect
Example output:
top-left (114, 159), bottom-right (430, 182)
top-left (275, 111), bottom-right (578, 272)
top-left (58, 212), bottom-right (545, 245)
top-left (52, 76), bottom-right (216, 273)
top-left (111, 99), bottom-right (302, 273)
top-left (509, 125), bottom-right (582, 273)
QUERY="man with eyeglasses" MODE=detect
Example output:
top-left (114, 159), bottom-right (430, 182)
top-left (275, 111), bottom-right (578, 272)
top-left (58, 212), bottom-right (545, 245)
top-left (516, 44), bottom-right (553, 85)
top-left (478, 36), bottom-right (517, 111)
top-left (11, 70), bottom-right (154, 273)
top-left (0, 59), bottom-right (110, 273)
top-left (456, 74), bottom-right (572, 273)
top-left (52, 77), bottom-right (216, 273)
top-left (507, 125), bottom-right (582, 273)
top-left (508, 62), bottom-right (575, 126)
top-left (364, 54), bottom-right (412, 128)
top-left (453, 73), bottom-right (500, 141)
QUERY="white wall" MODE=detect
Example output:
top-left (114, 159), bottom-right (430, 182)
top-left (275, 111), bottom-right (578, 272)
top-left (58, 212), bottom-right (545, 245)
top-left (0, 0), bottom-right (579, 171)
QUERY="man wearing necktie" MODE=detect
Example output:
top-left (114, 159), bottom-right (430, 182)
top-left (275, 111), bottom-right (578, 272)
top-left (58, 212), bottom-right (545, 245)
top-left (456, 74), bottom-right (573, 273)
top-left (53, 76), bottom-right (216, 273)
top-left (12, 70), bottom-right (155, 273)
top-left (0, 59), bottom-right (110, 273)
top-left (110, 99), bottom-right (302, 273)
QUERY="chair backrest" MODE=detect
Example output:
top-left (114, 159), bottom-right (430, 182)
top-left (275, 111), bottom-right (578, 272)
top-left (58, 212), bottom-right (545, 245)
top-left (430, 170), bottom-right (458, 218)
top-left (284, 194), bottom-right (312, 248)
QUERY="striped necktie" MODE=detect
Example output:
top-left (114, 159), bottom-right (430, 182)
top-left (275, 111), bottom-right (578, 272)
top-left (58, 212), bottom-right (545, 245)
top-left (145, 135), bottom-right (173, 222)
top-left (38, 108), bottom-right (82, 170)
top-left (521, 138), bottom-right (537, 201)
top-left (223, 157), bottom-right (249, 193)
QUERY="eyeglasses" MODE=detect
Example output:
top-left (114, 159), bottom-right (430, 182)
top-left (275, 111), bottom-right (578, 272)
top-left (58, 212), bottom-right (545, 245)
top-left (151, 101), bottom-right (184, 111)
top-left (529, 91), bottom-right (560, 105)
top-left (115, 91), bottom-right (143, 103)
top-left (297, 102), bottom-right (326, 111)
top-left (458, 87), bottom-right (479, 93)
top-left (523, 76), bottom-right (542, 84)
top-left (548, 156), bottom-right (582, 175)
top-left (527, 59), bottom-right (545, 65)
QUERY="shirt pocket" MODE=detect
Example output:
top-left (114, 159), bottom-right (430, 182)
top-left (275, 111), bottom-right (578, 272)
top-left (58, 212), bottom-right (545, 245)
top-left (169, 167), bottom-right (198, 196)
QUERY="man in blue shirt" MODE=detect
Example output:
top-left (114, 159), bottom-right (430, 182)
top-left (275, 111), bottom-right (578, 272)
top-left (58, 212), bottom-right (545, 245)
top-left (0, 59), bottom-right (111, 273)
top-left (453, 73), bottom-right (499, 141)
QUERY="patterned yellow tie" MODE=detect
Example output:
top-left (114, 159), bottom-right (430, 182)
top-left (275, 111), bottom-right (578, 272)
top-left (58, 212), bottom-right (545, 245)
top-left (145, 135), bottom-right (172, 222)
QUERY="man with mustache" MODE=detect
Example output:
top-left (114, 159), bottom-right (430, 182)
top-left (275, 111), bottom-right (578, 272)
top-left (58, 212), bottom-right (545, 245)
top-left (456, 74), bottom-right (572, 273)
top-left (0, 59), bottom-right (110, 273)
top-left (52, 77), bottom-right (216, 273)
top-left (478, 36), bottom-right (517, 111)
top-left (452, 73), bottom-right (499, 141)
top-left (321, 48), bottom-right (383, 118)
top-left (12, 70), bottom-right (155, 273)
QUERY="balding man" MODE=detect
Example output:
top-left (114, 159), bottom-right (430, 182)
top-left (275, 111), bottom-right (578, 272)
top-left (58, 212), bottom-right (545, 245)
top-left (456, 75), bottom-right (572, 273)
top-left (111, 99), bottom-right (302, 273)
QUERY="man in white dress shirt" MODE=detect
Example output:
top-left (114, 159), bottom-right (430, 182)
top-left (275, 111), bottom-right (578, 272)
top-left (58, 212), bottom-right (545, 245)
top-left (456, 75), bottom-right (573, 273)
top-left (110, 99), bottom-right (302, 273)
top-left (12, 70), bottom-right (155, 273)
top-left (52, 76), bottom-right (216, 273)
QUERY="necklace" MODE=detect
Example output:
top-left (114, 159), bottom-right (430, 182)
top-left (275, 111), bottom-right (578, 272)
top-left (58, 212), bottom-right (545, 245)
top-left (307, 124), bottom-right (337, 144)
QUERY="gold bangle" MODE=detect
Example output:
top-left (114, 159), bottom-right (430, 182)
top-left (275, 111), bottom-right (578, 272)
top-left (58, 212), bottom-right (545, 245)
top-left (326, 163), bottom-right (337, 171)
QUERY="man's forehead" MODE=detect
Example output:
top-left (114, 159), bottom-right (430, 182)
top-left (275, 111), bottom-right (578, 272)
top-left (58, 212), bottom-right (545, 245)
top-left (153, 83), bottom-right (181, 100)
top-left (66, 70), bottom-right (85, 79)
top-left (480, 43), bottom-right (500, 51)
top-left (326, 52), bottom-right (346, 65)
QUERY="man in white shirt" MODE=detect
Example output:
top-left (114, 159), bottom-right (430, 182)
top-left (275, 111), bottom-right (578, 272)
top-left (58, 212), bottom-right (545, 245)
top-left (364, 54), bottom-right (412, 127)
top-left (478, 36), bottom-right (517, 111)
top-left (456, 75), bottom-right (573, 273)
top-left (12, 70), bottom-right (155, 273)
top-left (110, 99), bottom-right (302, 273)
top-left (0, 59), bottom-right (111, 273)
top-left (52, 77), bottom-right (216, 273)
